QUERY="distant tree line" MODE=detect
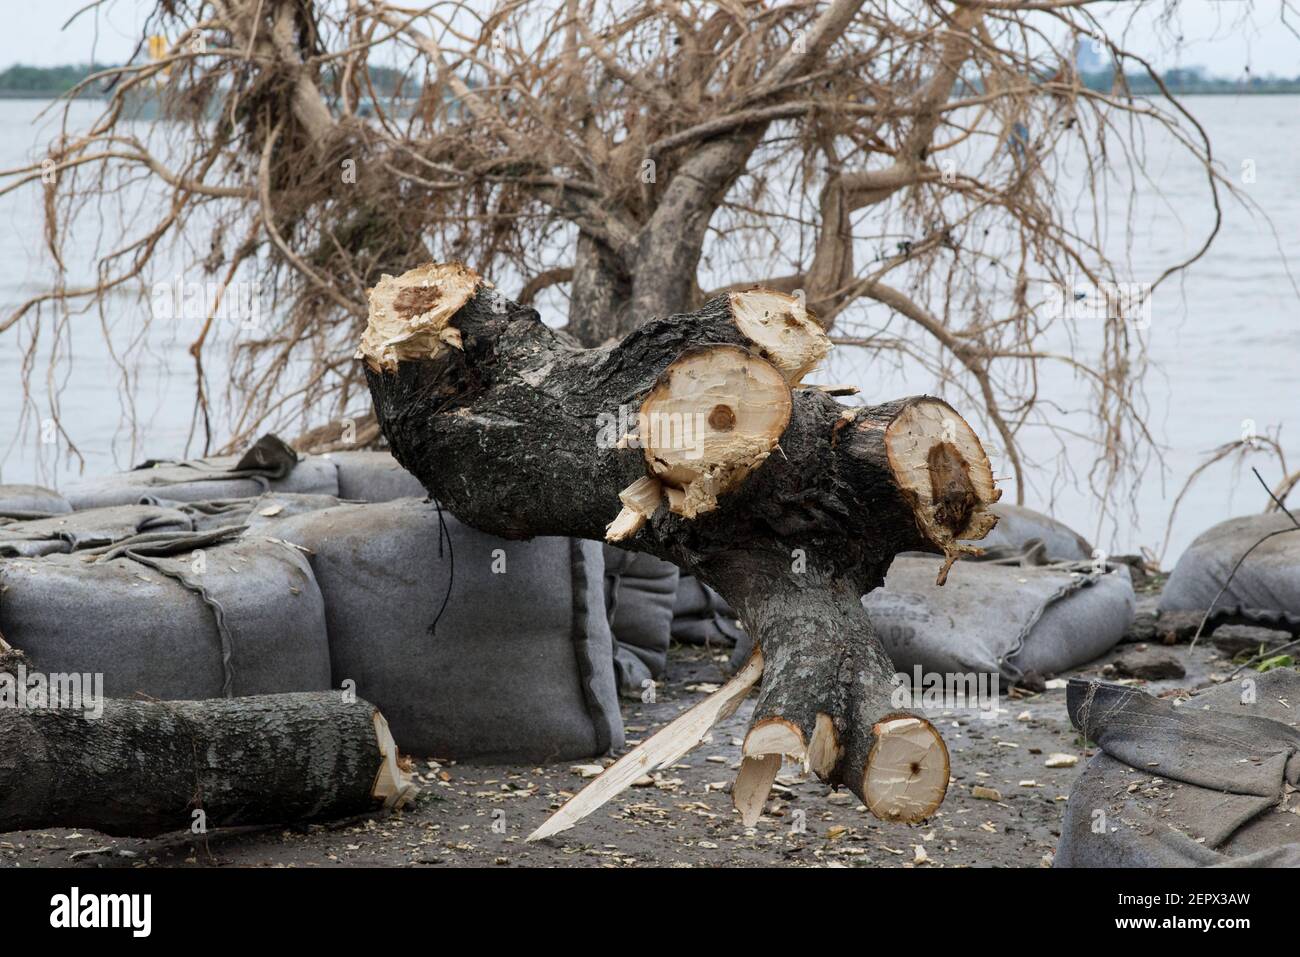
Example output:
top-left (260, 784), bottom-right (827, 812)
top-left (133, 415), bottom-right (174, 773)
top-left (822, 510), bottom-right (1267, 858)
top-left (0, 62), bottom-right (419, 98)
top-left (1081, 67), bottom-right (1300, 95)
top-left (0, 63), bottom-right (116, 96)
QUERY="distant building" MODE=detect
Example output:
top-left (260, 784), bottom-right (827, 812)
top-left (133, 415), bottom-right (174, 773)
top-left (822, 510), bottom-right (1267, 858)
top-left (1075, 38), bottom-right (1104, 74)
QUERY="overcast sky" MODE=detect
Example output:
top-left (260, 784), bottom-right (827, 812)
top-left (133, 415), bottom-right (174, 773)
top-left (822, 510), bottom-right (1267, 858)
top-left (3, 1), bottom-right (1297, 78)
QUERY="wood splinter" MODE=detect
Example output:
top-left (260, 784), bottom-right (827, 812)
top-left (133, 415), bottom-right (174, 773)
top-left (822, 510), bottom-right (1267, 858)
top-left (605, 476), bottom-right (665, 542)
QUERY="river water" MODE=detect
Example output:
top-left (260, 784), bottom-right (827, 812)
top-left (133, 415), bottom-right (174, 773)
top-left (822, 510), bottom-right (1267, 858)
top-left (1, 96), bottom-right (1296, 562)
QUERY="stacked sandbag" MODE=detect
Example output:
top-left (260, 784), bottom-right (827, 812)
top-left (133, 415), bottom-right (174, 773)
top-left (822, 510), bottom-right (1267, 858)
top-left (1055, 672), bottom-right (1300, 867)
top-left (259, 499), bottom-right (623, 761)
top-left (63, 434), bottom-right (338, 510)
top-left (0, 484), bottom-right (71, 518)
top-left (675, 575), bottom-right (746, 649)
top-left (1160, 513), bottom-right (1300, 632)
top-left (0, 528), bottom-right (332, 699)
top-left (863, 553), bottom-right (1134, 682)
top-left (0, 503), bottom-right (192, 558)
top-left (603, 546), bottom-right (679, 695)
top-left (320, 450), bottom-right (426, 502)
top-left (170, 492), bottom-right (351, 532)
top-left (962, 502), bottom-right (1093, 561)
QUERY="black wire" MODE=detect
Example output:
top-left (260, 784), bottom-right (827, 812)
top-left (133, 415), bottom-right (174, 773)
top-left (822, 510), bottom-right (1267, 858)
top-left (429, 498), bottom-right (454, 636)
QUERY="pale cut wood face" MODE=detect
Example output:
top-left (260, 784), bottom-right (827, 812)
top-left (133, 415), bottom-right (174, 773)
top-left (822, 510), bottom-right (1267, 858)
top-left (639, 345), bottom-right (792, 518)
top-left (726, 289), bottom-right (829, 385)
top-left (358, 262), bottom-right (481, 372)
top-left (884, 398), bottom-right (1000, 548)
top-left (863, 717), bottom-right (951, 823)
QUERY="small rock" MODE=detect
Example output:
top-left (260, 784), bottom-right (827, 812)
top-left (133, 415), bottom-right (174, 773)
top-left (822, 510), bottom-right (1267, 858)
top-left (1211, 624), bottom-right (1291, 659)
top-left (971, 785), bottom-right (1002, 801)
top-left (1153, 610), bottom-right (1205, 645)
top-left (1016, 671), bottom-right (1047, 693)
top-left (1045, 753), bottom-right (1078, 768)
top-left (1122, 610), bottom-right (1158, 644)
top-left (1110, 646), bottom-right (1186, 680)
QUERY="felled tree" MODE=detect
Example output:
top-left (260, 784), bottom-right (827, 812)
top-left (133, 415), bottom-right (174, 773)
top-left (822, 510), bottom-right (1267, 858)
top-left (2, 0), bottom-right (1233, 522)
top-left (361, 262), bottom-right (1000, 834)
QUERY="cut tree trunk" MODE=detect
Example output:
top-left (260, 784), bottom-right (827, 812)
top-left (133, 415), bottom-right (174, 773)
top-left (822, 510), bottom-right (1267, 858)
top-left (360, 262), bottom-right (999, 835)
top-left (0, 690), bottom-right (415, 837)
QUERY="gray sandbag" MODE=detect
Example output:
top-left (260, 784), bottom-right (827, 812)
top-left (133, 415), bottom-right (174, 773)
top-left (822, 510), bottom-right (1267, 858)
top-left (863, 553), bottom-right (1135, 681)
top-left (0, 503), bottom-right (192, 557)
top-left (64, 434), bottom-right (339, 510)
top-left (962, 502), bottom-right (1093, 561)
top-left (321, 450), bottom-right (426, 502)
top-left (603, 546), bottom-right (679, 694)
top-left (0, 528), bottom-right (332, 699)
top-left (259, 499), bottom-right (623, 761)
top-left (1055, 672), bottom-right (1300, 867)
top-left (1160, 513), bottom-right (1300, 632)
top-left (675, 575), bottom-right (746, 648)
top-left (164, 492), bottom-right (351, 532)
top-left (0, 484), bottom-right (71, 518)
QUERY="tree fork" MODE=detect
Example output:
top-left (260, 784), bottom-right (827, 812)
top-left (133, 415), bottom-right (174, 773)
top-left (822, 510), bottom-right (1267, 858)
top-left (361, 262), bottom-right (998, 835)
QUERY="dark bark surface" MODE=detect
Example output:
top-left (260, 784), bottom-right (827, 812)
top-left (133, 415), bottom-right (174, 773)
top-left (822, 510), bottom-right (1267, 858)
top-left (367, 286), bottom-right (944, 594)
top-left (0, 692), bottom-right (391, 837)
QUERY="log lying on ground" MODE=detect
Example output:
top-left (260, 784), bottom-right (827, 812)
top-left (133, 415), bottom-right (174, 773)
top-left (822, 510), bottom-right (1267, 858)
top-left (0, 690), bottom-right (416, 837)
top-left (361, 262), bottom-right (998, 835)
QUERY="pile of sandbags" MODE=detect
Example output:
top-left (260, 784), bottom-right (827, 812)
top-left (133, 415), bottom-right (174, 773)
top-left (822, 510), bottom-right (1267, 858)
top-left (0, 503), bottom-right (193, 557)
top-left (1055, 673), bottom-right (1300, 867)
top-left (62, 434), bottom-right (339, 510)
top-left (0, 527), bottom-right (332, 698)
top-left (3, 441), bottom-right (625, 763)
top-left (1160, 513), bottom-right (1300, 632)
top-left (603, 547), bottom-right (679, 695)
top-left (171, 491), bottom-right (351, 531)
top-left (260, 499), bottom-right (623, 760)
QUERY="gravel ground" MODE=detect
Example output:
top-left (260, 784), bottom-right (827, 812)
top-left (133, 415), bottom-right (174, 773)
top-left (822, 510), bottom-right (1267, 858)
top-left (3, 576), bottom-right (1274, 869)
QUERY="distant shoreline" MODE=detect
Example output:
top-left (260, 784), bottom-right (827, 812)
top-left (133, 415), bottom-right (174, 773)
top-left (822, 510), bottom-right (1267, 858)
top-left (3, 62), bottom-right (1299, 100)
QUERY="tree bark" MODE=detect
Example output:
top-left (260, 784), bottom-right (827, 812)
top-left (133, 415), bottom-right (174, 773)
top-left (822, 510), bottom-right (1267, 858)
top-left (361, 262), bottom-right (999, 828)
top-left (0, 691), bottom-right (415, 837)
top-left (566, 232), bottom-right (633, 346)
